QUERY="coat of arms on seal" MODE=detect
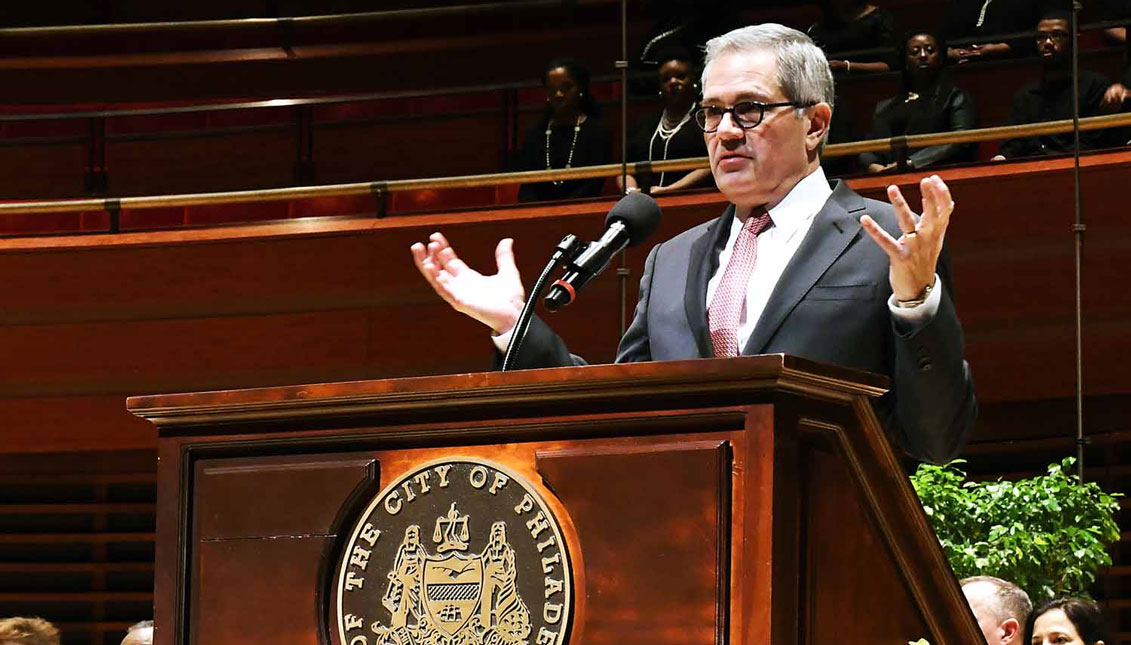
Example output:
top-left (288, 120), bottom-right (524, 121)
top-left (332, 459), bottom-right (572, 645)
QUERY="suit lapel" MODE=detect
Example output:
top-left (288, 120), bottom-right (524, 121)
top-left (742, 180), bottom-right (866, 356)
top-left (684, 204), bottom-right (735, 358)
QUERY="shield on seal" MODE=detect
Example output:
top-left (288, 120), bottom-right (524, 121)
top-left (422, 553), bottom-right (484, 637)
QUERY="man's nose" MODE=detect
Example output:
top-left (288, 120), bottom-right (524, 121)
top-left (715, 112), bottom-right (744, 139)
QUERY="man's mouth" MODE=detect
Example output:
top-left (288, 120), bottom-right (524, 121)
top-left (716, 152), bottom-right (750, 170)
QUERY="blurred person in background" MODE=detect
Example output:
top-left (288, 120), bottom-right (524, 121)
top-left (622, 44), bottom-right (714, 195)
top-left (1100, 0), bottom-right (1131, 116)
top-left (807, 0), bottom-right (896, 75)
top-left (860, 29), bottom-right (977, 173)
top-left (516, 58), bottom-right (611, 203)
top-left (0, 617), bottom-right (60, 645)
top-left (1026, 598), bottom-right (1111, 645)
top-left (961, 576), bottom-right (1032, 645)
top-left (946, 0), bottom-right (1042, 64)
top-left (120, 621), bottom-right (153, 645)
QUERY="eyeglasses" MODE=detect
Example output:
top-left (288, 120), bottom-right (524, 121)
top-left (1036, 29), bottom-right (1070, 43)
top-left (693, 100), bottom-right (816, 133)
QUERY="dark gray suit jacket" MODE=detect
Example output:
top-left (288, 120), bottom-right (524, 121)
top-left (510, 179), bottom-right (976, 463)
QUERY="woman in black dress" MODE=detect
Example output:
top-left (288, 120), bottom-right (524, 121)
top-left (516, 58), bottom-right (611, 203)
top-left (807, 0), bottom-right (895, 75)
top-left (859, 29), bottom-right (977, 173)
top-left (622, 47), bottom-right (712, 195)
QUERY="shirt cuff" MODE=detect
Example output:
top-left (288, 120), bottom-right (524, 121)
top-left (888, 274), bottom-right (943, 332)
top-left (491, 327), bottom-right (515, 353)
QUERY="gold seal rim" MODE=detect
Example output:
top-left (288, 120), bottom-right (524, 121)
top-left (333, 455), bottom-right (574, 645)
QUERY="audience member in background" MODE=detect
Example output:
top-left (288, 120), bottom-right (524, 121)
top-left (120, 621), bottom-right (153, 645)
top-left (0, 617), bottom-right (60, 645)
top-left (621, 45), bottom-right (713, 195)
top-left (806, 0), bottom-right (895, 74)
top-left (860, 29), bottom-right (977, 173)
top-left (1026, 598), bottom-right (1111, 645)
top-left (961, 576), bottom-right (1032, 645)
top-left (634, 0), bottom-right (738, 71)
top-left (994, 11), bottom-right (1114, 160)
top-left (1101, 0), bottom-right (1131, 110)
top-left (820, 94), bottom-right (860, 177)
top-left (946, 0), bottom-right (1042, 64)
top-left (516, 58), bottom-right (611, 203)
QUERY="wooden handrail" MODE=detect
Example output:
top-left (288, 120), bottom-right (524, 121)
top-left (2, 112), bottom-right (1131, 217)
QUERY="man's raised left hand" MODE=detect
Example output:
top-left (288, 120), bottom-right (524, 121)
top-left (859, 174), bottom-right (954, 302)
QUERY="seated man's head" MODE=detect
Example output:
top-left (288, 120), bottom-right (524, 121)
top-left (0, 617), bottom-right (60, 645)
top-left (1036, 10), bottom-right (1073, 67)
top-left (120, 621), bottom-right (153, 645)
top-left (961, 576), bottom-right (1032, 645)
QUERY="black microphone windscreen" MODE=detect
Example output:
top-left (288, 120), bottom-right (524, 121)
top-left (605, 192), bottom-right (662, 246)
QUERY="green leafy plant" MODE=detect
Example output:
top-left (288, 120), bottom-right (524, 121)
top-left (910, 457), bottom-right (1122, 604)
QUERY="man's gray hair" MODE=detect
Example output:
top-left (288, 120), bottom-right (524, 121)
top-left (961, 576), bottom-right (1033, 624)
top-left (702, 23), bottom-right (835, 111)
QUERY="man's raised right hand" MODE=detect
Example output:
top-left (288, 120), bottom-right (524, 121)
top-left (410, 232), bottom-right (526, 335)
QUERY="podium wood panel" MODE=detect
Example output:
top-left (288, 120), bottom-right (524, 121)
top-left (132, 355), bottom-right (985, 645)
top-left (536, 441), bottom-right (730, 645)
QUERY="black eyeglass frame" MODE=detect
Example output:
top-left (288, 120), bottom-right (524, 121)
top-left (693, 100), bottom-right (818, 133)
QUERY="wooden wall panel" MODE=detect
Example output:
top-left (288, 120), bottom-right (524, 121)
top-left (0, 395), bottom-right (156, 454)
top-left (0, 152), bottom-right (1129, 454)
top-left (0, 310), bottom-right (376, 397)
top-left (0, 231), bottom-right (375, 326)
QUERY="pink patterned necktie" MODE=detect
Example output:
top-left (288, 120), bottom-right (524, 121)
top-left (709, 208), bottom-right (773, 358)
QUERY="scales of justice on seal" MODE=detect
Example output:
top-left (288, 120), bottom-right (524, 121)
top-left (129, 356), bottom-right (987, 645)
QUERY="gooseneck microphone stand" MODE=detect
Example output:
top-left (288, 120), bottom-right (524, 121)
top-left (501, 234), bottom-right (583, 372)
top-left (617, 0), bottom-right (631, 335)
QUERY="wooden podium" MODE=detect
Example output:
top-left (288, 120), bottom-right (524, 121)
top-left (128, 355), bottom-right (984, 645)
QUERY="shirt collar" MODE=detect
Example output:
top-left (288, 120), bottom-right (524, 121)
top-left (764, 166), bottom-right (832, 236)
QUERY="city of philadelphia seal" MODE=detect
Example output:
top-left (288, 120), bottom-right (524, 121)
top-left (332, 459), bottom-right (573, 645)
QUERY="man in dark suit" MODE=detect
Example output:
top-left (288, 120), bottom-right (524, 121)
top-left (412, 24), bottom-right (976, 463)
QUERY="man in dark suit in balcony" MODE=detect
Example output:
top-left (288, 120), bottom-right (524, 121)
top-left (994, 11), bottom-right (1116, 159)
top-left (411, 24), bottom-right (976, 463)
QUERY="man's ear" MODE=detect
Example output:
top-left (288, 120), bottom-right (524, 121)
top-left (805, 102), bottom-right (833, 151)
top-left (1001, 618), bottom-right (1021, 644)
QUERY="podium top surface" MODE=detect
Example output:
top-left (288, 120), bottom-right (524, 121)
top-left (127, 354), bottom-right (888, 430)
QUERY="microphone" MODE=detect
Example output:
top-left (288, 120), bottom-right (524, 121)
top-left (544, 192), bottom-right (662, 312)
